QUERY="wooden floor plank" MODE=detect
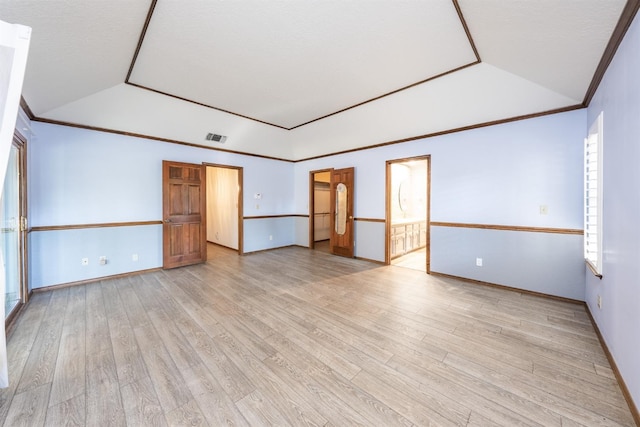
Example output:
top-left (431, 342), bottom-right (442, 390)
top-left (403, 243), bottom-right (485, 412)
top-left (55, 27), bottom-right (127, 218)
top-left (120, 376), bottom-right (166, 427)
top-left (265, 333), bottom-right (416, 426)
top-left (359, 354), bottom-right (473, 425)
top-left (443, 352), bottom-right (633, 426)
top-left (101, 280), bottom-right (148, 387)
top-left (164, 399), bottom-right (206, 427)
top-left (45, 394), bottom-right (85, 427)
top-left (452, 322), bottom-right (597, 374)
top-left (85, 350), bottom-right (126, 427)
top-left (133, 274), bottom-right (201, 370)
top-left (0, 292), bottom-right (52, 422)
top-left (351, 369), bottom-right (461, 426)
top-left (386, 353), bottom-right (541, 426)
top-left (181, 362), bottom-right (250, 426)
top-left (2, 383), bottom-right (49, 427)
top-left (133, 322), bottom-right (193, 414)
top-left (84, 282), bottom-right (111, 357)
top-left (214, 331), bottom-right (328, 426)
top-left (49, 285), bottom-right (86, 407)
top-left (466, 411), bottom-right (503, 427)
top-left (262, 352), bottom-right (374, 426)
top-left (16, 288), bottom-right (69, 395)
top-left (2, 245), bottom-right (635, 426)
top-left (235, 389), bottom-right (290, 426)
top-left (172, 316), bottom-right (255, 403)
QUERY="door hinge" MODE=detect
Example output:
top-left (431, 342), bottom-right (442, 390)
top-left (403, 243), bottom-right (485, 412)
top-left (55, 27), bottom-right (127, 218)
top-left (20, 216), bottom-right (27, 232)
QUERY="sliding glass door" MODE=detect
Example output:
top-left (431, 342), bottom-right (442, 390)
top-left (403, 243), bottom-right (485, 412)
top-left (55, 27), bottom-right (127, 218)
top-left (1, 135), bottom-right (26, 321)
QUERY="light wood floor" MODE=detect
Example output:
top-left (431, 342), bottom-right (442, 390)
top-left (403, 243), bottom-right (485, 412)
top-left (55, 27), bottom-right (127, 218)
top-left (0, 246), bottom-right (635, 426)
top-left (392, 248), bottom-right (427, 272)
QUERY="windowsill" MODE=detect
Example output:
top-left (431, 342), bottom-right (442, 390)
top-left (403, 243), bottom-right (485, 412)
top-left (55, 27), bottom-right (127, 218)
top-left (586, 260), bottom-right (603, 279)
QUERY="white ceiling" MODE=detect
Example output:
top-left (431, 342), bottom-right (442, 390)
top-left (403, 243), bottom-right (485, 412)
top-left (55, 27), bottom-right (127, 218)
top-left (0, 0), bottom-right (629, 160)
top-left (130, 0), bottom-right (477, 129)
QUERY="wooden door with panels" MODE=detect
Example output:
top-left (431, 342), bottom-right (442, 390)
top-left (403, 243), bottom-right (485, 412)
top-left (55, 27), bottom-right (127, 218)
top-left (162, 161), bottom-right (206, 269)
top-left (329, 167), bottom-right (355, 258)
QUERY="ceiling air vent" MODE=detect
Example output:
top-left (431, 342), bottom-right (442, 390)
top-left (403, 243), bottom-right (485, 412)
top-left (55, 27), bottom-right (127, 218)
top-left (205, 133), bottom-right (227, 143)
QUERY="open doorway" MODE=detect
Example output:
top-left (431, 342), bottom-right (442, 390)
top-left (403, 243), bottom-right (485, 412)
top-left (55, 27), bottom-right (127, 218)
top-left (386, 156), bottom-right (430, 272)
top-left (309, 168), bottom-right (356, 257)
top-left (205, 164), bottom-right (243, 259)
top-left (309, 169), bottom-right (332, 253)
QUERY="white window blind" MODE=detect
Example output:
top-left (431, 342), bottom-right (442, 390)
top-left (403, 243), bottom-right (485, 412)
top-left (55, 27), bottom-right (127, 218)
top-left (584, 112), bottom-right (603, 275)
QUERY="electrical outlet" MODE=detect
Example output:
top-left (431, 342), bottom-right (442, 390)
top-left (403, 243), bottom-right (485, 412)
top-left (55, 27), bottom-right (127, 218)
top-left (476, 257), bottom-right (483, 267)
top-left (597, 295), bottom-right (602, 309)
top-left (81, 257), bottom-right (89, 266)
top-left (132, 254), bottom-right (138, 262)
top-left (539, 205), bottom-right (549, 215)
top-left (269, 235), bottom-right (273, 241)
top-left (99, 256), bottom-right (107, 266)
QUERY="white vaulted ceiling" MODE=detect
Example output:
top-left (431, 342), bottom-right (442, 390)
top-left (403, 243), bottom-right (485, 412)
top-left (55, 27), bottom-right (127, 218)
top-left (0, 0), bottom-right (631, 160)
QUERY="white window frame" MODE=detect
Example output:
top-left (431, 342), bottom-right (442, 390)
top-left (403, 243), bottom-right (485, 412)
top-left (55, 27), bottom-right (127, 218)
top-left (584, 112), bottom-right (603, 277)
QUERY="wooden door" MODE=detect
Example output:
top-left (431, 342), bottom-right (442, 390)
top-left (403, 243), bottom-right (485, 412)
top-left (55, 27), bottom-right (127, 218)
top-left (163, 161), bottom-right (206, 269)
top-left (330, 167), bottom-right (355, 257)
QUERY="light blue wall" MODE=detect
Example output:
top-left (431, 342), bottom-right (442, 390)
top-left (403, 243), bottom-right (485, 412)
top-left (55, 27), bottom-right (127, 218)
top-left (294, 216), bottom-right (309, 247)
top-left (294, 109), bottom-right (586, 299)
top-left (586, 11), bottom-right (640, 410)
top-left (243, 217), bottom-right (295, 253)
top-left (28, 122), bottom-right (295, 288)
top-left (29, 107), bottom-right (586, 300)
top-left (431, 227), bottom-right (584, 299)
top-left (30, 225), bottom-right (162, 287)
top-left (354, 220), bottom-right (385, 262)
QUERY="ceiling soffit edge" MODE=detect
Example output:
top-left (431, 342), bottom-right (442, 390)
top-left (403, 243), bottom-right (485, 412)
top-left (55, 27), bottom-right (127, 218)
top-left (125, 60), bottom-right (481, 131)
top-left (293, 104), bottom-right (585, 162)
top-left (25, 102), bottom-right (584, 164)
top-left (582, 0), bottom-right (640, 105)
top-left (29, 115), bottom-right (295, 163)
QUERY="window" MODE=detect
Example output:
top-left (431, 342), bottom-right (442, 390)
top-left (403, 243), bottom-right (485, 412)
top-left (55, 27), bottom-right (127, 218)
top-left (584, 112), bottom-right (603, 276)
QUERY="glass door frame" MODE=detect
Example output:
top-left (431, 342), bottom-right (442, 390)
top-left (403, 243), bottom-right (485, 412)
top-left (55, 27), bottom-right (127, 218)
top-left (4, 131), bottom-right (28, 328)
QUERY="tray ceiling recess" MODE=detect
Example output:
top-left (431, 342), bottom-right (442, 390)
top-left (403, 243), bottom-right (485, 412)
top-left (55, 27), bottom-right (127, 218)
top-left (127, 0), bottom-right (479, 130)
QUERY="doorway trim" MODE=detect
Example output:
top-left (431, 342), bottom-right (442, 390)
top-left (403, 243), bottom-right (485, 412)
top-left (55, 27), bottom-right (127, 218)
top-left (5, 131), bottom-right (28, 328)
top-left (308, 168), bottom-right (332, 250)
top-left (203, 162), bottom-right (244, 255)
top-left (385, 155), bottom-right (431, 272)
